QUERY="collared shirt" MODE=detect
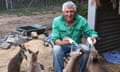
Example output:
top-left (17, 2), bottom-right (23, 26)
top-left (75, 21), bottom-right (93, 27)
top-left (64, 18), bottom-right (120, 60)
top-left (52, 14), bottom-right (98, 44)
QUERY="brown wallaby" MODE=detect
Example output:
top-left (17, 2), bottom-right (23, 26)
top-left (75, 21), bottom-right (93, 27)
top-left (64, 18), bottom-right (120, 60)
top-left (27, 49), bottom-right (45, 72)
top-left (8, 45), bottom-right (27, 72)
top-left (86, 46), bottom-right (108, 72)
top-left (63, 45), bottom-right (88, 72)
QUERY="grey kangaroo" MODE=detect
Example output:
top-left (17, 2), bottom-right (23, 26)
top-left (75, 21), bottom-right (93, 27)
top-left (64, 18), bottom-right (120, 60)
top-left (8, 45), bottom-right (27, 72)
top-left (86, 46), bottom-right (108, 72)
top-left (63, 44), bottom-right (89, 72)
top-left (27, 49), bottom-right (45, 72)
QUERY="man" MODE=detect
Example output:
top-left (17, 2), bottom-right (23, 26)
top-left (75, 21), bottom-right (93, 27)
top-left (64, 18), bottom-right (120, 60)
top-left (51, 1), bottom-right (98, 72)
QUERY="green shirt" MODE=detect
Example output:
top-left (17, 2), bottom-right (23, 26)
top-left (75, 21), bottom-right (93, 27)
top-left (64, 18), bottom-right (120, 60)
top-left (52, 14), bottom-right (98, 44)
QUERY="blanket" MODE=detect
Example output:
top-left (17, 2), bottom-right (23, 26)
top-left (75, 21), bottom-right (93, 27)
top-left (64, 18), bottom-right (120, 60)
top-left (103, 49), bottom-right (120, 64)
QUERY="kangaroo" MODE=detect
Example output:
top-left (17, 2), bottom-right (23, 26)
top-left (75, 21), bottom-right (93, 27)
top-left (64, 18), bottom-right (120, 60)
top-left (8, 45), bottom-right (27, 72)
top-left (27, 49), bottom-right (45, 72)
top-left (63, 45), bottom-right (89, 72)
top-left (86, 46), bottom-right (108, 72)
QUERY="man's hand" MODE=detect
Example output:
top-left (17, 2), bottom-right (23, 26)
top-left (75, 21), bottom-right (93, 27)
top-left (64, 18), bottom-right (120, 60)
top-left (55, 37), bottom-right (72, 45)
top-left (91, 37), bottom-right (97, 44)
top-left (87, 37), bottom-right (97, 45)
top-left (63, 37), bottom-right (71, 44)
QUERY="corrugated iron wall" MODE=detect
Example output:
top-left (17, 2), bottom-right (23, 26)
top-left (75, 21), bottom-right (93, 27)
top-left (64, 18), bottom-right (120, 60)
top-left (95, 0), bottom-right (120, 53)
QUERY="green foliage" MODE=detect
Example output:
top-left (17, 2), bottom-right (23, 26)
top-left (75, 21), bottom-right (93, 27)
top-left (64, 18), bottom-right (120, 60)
top-left (72, 0), bottom-right (88, 18)
top-left (77, 4), bottom-right (88, 18)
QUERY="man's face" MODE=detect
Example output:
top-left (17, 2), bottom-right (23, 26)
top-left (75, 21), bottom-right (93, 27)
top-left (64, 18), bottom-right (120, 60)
top-left (63, 7), bottom-right (76, 22)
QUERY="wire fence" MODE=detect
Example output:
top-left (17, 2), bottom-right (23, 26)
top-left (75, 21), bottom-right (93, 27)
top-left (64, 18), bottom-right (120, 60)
top-left (0, 0), bottom-right (88, 10)
top-left (0, 0), bottom-right (67, 10)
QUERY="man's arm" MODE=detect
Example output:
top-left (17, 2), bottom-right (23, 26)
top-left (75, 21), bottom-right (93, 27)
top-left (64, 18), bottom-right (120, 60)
top-left (81, 17), bottom-right (98, 37)
top-left (80, 17), bottom-right (98, 44)
top-left (52, 18), bottom-right (69, 45)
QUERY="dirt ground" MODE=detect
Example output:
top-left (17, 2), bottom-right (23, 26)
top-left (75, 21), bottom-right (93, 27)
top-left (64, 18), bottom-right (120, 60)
top-left (0, 11), bottom-right (120, 72)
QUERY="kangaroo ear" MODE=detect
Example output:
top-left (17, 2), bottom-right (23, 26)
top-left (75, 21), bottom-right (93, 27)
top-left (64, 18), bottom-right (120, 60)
top-left (27, 49), bottom-right (32, 54)
top-left (21, 52), bottom-right (27, 60)
top-left (36, 51), bottom-right (39, 55)
top-left (19, 44), bottom-right (27, 51)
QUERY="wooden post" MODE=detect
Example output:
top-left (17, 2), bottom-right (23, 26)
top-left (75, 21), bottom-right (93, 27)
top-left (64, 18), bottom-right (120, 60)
top-left (87, 0), bottom-right (96, 30)
top-left (5, 0), bottom-right (8, 10)
top-left (5, 0), bottom-right (13, 10)
top-left (10, 0), bottom-right (13, 9)
top-left (118, 0), bottom-right (120, 15)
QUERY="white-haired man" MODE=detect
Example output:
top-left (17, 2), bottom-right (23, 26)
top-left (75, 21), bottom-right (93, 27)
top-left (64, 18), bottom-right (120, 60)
top-left (52, 1), bottom-right (98, 72)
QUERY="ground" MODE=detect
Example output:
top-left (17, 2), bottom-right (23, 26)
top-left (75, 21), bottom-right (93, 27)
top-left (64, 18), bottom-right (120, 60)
top-left (0, 11), bottom-right (120, 72)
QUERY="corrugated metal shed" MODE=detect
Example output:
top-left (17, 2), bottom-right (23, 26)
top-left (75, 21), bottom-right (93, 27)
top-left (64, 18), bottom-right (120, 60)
top-left (95, 0), bottom-right (120, 53)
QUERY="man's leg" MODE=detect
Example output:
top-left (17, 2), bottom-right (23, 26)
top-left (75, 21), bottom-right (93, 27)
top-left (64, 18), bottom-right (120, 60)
top-left (52, 45), bottom-right (65, 72)
top-left (52, 43), bottom-right (79, 72)
top-left (80, 53), bottom-right (89, 72)
top-left (78, 43), bottom-right (90, 72)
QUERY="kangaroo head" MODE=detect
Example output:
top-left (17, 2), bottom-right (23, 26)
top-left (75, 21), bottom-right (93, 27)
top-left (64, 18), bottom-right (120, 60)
top-left (78, 44), bottom-right (90, 55)
top-left (90, 46), bottom-right (104, 64)
top-left (27, 49), bottom-right (39, 62)
top-left (19, 44), bottom-right (27, 60)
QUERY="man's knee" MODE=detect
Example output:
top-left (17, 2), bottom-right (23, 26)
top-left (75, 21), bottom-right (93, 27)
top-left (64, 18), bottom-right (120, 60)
top-left (53, 45), bottom-right (62, 55)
